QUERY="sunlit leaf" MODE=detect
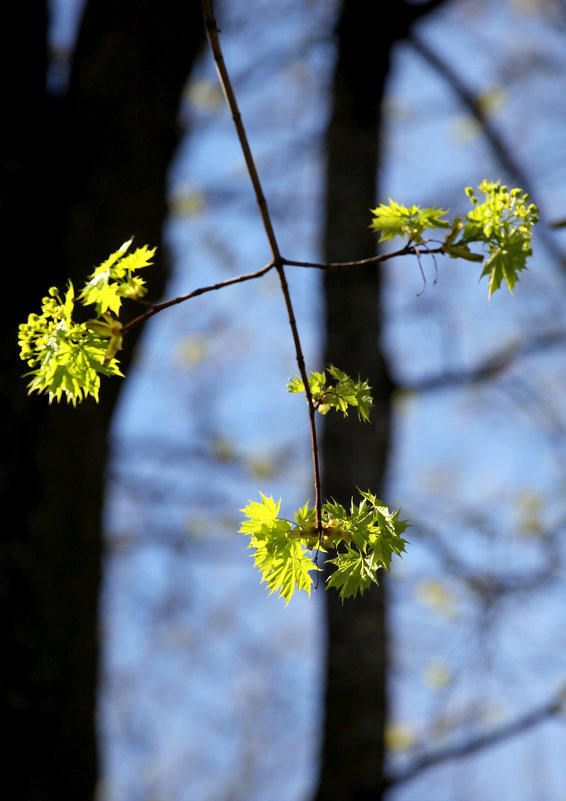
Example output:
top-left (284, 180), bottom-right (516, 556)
top-left (370, 200), bottom-right (449, 243)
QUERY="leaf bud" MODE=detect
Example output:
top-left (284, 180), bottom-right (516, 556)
top-left (85, 320), bottom-right (115, 337)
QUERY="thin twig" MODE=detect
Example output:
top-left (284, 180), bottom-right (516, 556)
top-left (275, 263), bottom-right (323, 526)
top-left (122, 242), bottom-right (445, 334)
top-left (122, 262), bottom-right (274, 332)
top-left (201, 0), bottom-right (280, 262)
top-left (120, 4), bottom-right (462, 534)
top-left (282, 243), bottom-right (445, 270)
top-left (123, 242), bottom-right (446, 334)
top-left (200, 0), bottom-right (323, 527)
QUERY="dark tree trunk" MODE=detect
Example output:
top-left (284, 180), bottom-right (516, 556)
top-left (1, 2), bottom-right (203, 799)
top-left (315, 2), bottom-right (449, 799)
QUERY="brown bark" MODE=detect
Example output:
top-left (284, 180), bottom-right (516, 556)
top-left (315, 2), bottom-right (450, 799)
top-left (1, 2), bottom-right (203, 799)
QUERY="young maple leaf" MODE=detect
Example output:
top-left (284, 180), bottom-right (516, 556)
top-left (370, 200), bottom-right (449, 243)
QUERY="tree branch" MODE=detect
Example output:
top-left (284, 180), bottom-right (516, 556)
top-left (282, 242), bottom-right (445, 271)
top-left (409, 515), bottom-right (562, 603)
top-left (383, 688), bottom-right (566, 789)
top-left (403, 0), bottom-right (455, 26)
top-left (200, 0), bottom-right (323, 526)
top-left (124, 239), bottom-right (449, 335)
top-left (122, 261), bottom-right (274, 332)
top-left (400, 328), bottom-right (566, 393)
top-left (200, 0), bottom-right (279, 262)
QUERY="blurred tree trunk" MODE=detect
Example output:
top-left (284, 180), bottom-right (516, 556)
top-left (0, 2), bottom-right (202, 799)
top-left (315, 2), bottom-right (449, 799)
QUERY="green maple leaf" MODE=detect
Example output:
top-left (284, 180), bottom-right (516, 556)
top-left (240, 494), bottom-right (317, 603)
top-left (480, 239), bottom-right (528, 298)
top-left (239, 493), bottom-right (285, 535)
top-left (80, 273), bottom-right (123, 317)
top-left (116, 243), bottom-right (156, 275)
top-left (286, 376), bottom-right (304, 394)
top-left (370, 200), bottom-right (449, 244)
top-left (79, 239), bottom-right (155, 316)
top-left (326, 365), bottom-right (373, 422)
top-left (325, 491), bottom-right (409, 602)
top-left (293, 500), bottom-right (316, 529)
top-left (287, 365), bottom-right (373, 422)
top-left (369, 507), bottom-right (409, 565)
top-left (261, 537), bottom-right (316, 603)
top-left (25, 334), bottom-right (121, 405)
top-left (326, 548), bottom-right (378, 601)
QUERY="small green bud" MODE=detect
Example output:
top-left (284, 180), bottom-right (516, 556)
top-left (85, 320), bottom-right (115, 337)
top-left (103, 334), bottom-right (123, 365)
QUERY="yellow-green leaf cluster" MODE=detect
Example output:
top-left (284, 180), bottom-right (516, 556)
top-left (239, 495), bottom-right (318, 604)
top-left (18, 239), bottom-right (156, 404)
top-left (18, 284), bottom-right (123, 405)
top-left (370, 181), bottom-right (539, 299)
top-left (287, 364), bottom-right (373, 422)
top-left (462, 181), bottom-right (539, 298)
top-left (79, 238), bottom-right (155, 316)
top-left (370, 200), bottom-right (449, 244)
top-left (324, 491), bottom-right (409, 602)
top-left (240, 491), bottom-right (408, 603)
